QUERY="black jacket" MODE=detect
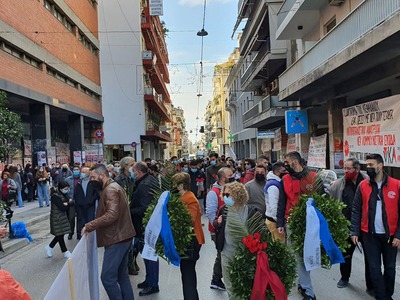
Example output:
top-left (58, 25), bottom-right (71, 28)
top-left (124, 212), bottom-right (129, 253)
top-left (130, 173), bottom-right (159, 237)
top-left (189, 169), bottom-right (206, 196)
top-left (74, 179), bottom-right (99, 208)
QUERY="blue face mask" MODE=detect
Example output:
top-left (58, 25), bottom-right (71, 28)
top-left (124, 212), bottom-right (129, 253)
top-left (190, 168), bottom-right (197, 173)
top-left (183, 167), bottom-right (189, 172)
top-left (73, 170), bottom-right (80, 177)
top-left (61, 188), bottom-right (70, 194)
top-left (210, 161), bottom-right (217, 166)
top-left (245, 164), bottom-right (252, 170)
top-left (223, 195), bottom-right (234, 207)
top-left (80, 173), bottom-right (86, 180)
top-left (173, 160), bottom-right (179, 165)
top-left (129, 167), bottom-right (135, 180)
top-left (114, 167), bottom-right (119, 173)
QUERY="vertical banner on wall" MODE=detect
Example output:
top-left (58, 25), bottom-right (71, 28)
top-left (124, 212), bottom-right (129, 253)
top-left (286, 135), bottom-right (297, 152)
top-left (307, 134), bottom-right (327, 168)
top-left (73, 151), bottom-right (82, 165)
top-left (273, 128), bottom-right (282, 152)
top-left (24, 140), bottom-right (32, 156)
top-left (37, 151), bottom-right (47, 166)
top-left (343, 95), bottom-right (400, 166)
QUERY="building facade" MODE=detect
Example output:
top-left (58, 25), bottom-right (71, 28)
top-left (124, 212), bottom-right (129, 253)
top-left (99, 0), bottom-right (172, 162)
top-left (0, 0), bottom-right (102, 166)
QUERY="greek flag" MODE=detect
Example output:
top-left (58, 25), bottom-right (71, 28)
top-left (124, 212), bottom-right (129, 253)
top-left (304, 198), bottom-right (344, 271)
top-left (142, 191), bottom-right (180, 266)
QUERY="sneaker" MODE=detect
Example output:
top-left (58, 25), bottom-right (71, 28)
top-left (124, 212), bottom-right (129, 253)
top-left (68, 234), bottom-right (73, 240)
top-left (303, 295), bottom-right (316, 300)
top-left (210, 279), bottom-right (226, 291)
top-left (45, 246), bottom-right (53, 258)
top-left (139, 286), bottom-right (159, 296)
top-left (337, 279), bottom-right (349, 288)
top-left (64, 251), bottom-right (72, 259)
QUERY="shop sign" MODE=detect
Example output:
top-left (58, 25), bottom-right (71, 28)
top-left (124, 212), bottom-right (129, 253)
top-left (285, 110), bottom-right (308, 134)
top-left (273, 128), bottom-right (281, 151)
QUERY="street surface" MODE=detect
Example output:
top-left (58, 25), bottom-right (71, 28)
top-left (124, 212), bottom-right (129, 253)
top-left (1, 210), bottom-right (400, 299)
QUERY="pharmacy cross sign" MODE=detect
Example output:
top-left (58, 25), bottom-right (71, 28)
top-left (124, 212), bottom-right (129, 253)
top-left (228, 134), bottom-right (234, 142)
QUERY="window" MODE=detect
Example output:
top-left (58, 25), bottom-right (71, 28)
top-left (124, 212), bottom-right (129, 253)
top-left (44, 0), bottom-right (74, 33)
top-left (78, 30), bottom-right (98, 56)
top-left (44, 0), bottom-right (52, 11)
top-left (325, 17), bottom-right (336, 34)
top-left (1, 40), bottom-right (42, 69)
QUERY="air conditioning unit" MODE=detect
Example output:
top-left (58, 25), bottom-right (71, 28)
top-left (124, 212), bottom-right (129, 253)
top-left (329, 0), bottom-right (345, 6)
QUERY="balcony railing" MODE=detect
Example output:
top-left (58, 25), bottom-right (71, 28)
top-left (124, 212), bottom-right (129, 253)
top-left (241, 39), bottom-right (271, 87)
top-left (279, 0), bottom-right (400, 93)
top-left (243, 95), bottom-right (284, 122)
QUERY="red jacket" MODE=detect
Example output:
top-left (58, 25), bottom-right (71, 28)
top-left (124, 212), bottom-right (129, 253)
top-left (358, 176), bottom-right (400, 236)
top-left (282, 171), bottom-right (317, 219)
top-left (208, 186), bottom-right (225, 234)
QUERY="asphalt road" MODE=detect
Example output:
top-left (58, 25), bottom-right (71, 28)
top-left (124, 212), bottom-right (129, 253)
top-left (1, 215), bottom-right (400, 299)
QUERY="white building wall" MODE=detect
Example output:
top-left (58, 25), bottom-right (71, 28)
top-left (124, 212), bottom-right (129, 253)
top-left (99, 0), bottom-right (145, 161)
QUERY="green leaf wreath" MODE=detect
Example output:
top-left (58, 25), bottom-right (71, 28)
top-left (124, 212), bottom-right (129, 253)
top-left (142, 167), bottom-right (194, 262)
top-left (288, 192), bottom-right (350, 269)
top-left (228, 210), bottom-right (297, 300)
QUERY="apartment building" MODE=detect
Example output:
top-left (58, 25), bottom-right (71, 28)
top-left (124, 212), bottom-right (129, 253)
top-left (99, 0), bottom-right (172, 162)
top-left (226, 0), bottom-right (289, 160)
top-left (276, 0), bottom-right (400, 171)
top-left (0, 0), bottom-right (102, 166)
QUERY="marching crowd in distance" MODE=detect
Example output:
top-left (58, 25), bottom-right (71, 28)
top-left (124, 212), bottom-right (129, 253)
top-left (0, 150), bottom-right (399, 300)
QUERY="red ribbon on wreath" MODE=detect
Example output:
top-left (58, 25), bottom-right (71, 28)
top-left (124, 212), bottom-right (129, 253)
top-left (250, 249), bottom-right (287, 300)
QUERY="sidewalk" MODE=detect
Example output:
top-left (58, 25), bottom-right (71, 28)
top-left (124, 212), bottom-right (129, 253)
top-left (0, 201), bottom-right (50, 258)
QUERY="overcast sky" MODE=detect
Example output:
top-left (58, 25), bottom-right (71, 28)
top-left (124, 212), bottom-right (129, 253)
top-left (162, 0), bottom-right (240, 143)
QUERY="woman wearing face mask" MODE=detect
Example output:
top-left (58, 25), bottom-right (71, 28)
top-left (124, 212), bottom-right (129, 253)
top-left (171, 172), bottom-right (205, 300)
top-left (35, 166), bottom-right (49, 207)
top-left (45, 181), bottom-right (74, 259)
top-left (214, 182), bottom-right (252, 299)
top-left (242, 158), bottom-right (256, 184)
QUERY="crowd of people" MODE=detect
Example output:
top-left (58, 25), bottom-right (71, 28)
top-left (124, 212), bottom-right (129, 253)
top-left (0, 151), bottom-right (399, 300)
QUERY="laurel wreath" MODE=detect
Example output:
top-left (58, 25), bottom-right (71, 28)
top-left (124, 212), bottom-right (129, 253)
top-left (288, 193), bottom-right (350, 268)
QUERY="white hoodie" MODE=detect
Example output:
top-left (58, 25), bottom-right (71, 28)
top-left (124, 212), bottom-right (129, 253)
top-left (265, 171), bottom-right (282, 221)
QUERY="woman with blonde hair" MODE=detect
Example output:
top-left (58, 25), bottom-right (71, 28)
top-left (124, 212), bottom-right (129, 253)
top-left (171, 172), bottom-right (205, 300)
top-left (214, 181), bottom-right (251, 299)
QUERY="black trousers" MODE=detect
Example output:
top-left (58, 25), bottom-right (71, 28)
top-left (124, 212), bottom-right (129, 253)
top-left (211, 235), bottom-right (222, 281)
top-left (340, 236), bottom-right (372, 290)
top-left (66, 206), bottom-right (75, 235)
top-left (76, 205), bottom-right (95, 236)
top-left (49, 235), bottom-right (67, 252)
top-left (180, 245), bottom-right (201, 300)
top-left (361, 232), bottom-right (397, 300)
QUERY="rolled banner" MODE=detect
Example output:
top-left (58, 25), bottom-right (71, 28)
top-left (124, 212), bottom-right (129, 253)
top-left (304, 198), bottom-right (321, 271)
top-left (250, 251), bottom-right (287, 300)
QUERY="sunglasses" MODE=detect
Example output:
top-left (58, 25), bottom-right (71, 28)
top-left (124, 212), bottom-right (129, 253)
top-left (222, 193), bottom-right (230, 197)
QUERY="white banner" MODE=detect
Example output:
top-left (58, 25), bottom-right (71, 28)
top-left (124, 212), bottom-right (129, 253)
top-left (286, 134), bottom-right (296, 152)
top-left (307, 134), bottom-right (327, 168)
top-left (273, 128), bottom-right (282, 151)
top-left (343, 95), bottom-right (400, 166)
top-left (45, 231), bottom-right (99, 300)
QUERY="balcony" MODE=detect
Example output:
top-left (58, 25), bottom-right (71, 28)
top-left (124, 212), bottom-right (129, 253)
top-left (276, 0), bottom-right (324, 40)
top-left (141, 7), bottom-right (170, 83)
top-left (239, 0), bottom-right (269, 56)
top-left (242, 95), bottom-right (288, 128)
top-left (278, 0), bottom-right (400, 101)
top-left (241, 39), bottom-right (286, 91)
top-left (143, 58), bottom-right (170, 102)
top-left (143, 121), bottom-right (172, 142)
top-left (144, 87), bottom-right (171, 122)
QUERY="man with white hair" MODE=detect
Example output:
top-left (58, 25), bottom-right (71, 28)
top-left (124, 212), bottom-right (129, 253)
top-left (114, 156), bottom-right (135, 197)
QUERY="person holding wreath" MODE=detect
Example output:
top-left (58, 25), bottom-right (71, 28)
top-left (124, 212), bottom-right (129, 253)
top-left (171, 172), bottom-right (205, 300)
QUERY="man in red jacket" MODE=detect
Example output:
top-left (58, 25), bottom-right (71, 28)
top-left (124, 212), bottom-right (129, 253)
top-left (276, 151), bottom-right (318, 300)
top-left (351, 153), bottom-right (400, 300)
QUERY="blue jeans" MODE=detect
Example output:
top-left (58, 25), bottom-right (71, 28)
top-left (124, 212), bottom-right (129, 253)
top-left (17, 190), bottom-right (24, 207)
top-left (37, 183), bottom-right (49, 207)
top-left (144, 258), bottom-right (159, 287)
top-left (101, 239), bottom-right (134, 300)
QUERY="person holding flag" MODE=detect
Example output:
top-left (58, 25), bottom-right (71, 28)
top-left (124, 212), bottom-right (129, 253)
top-left (172, 172), bottom-right (205, 300)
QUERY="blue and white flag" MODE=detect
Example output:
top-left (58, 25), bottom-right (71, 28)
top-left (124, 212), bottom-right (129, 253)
top-left (303, 198), bottom-right (344, 271)
top-left (142, 191), bottom-right (180, 266)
